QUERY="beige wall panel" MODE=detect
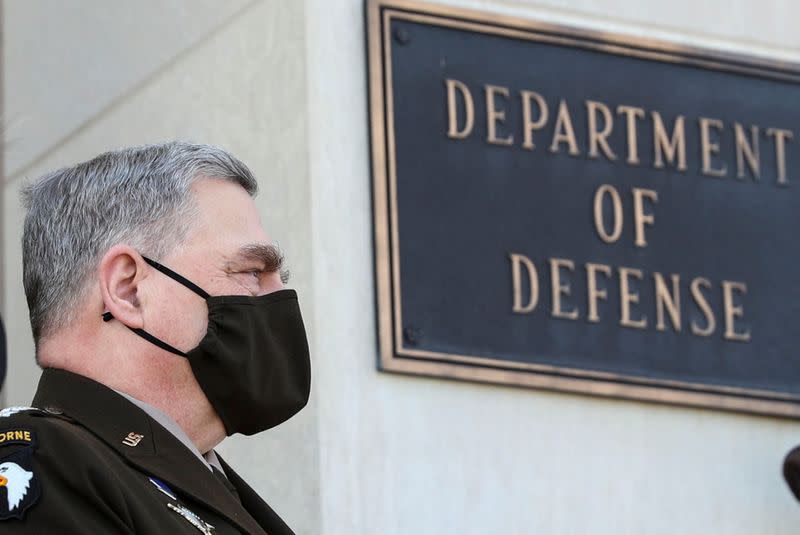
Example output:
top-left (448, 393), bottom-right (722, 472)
top-left (307, 0), bottom-right (800, 533)
top-left (2, 1), bottom-right (320, 533)
top-left (3, 0), bottom-right (252, 178)
top-left (435, 0), bottom-right (800, 60)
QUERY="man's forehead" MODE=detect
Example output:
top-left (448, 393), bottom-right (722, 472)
top-left (190, 178), bottom-right (258, 216)
top-left (186, 178), bottom-right (271, 247)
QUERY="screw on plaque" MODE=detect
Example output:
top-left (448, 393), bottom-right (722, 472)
top-left (403, 326), bottom-right (422, 346)
top-left (393, 26), bottom-right (410, 45)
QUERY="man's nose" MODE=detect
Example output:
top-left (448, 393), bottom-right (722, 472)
top-left (259, 272), bottom-right (285, 296)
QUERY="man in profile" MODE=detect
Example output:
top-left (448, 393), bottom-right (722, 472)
top-left (0, 142), bottom-right (311, 534)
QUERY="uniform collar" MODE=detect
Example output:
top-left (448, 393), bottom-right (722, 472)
top-left (32, 368), bottom-right (266, 535)
top-left (114, 389), bottom-right (224, 473)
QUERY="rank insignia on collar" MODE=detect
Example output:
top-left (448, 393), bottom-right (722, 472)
top-left (167, 502), bottom-right (215, 534)
top-left (0, 446), bottom-right (41, 520)
top-left (122, 432), bottom-right (144, 447)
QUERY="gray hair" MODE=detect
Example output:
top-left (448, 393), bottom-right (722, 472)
top-left (22, 141), bottom-right (258, 345)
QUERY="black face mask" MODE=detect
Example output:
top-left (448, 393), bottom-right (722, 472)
top-left (103, 256), bottom-right (311, 436)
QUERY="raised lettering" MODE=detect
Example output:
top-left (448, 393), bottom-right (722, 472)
top-left (593, 185), bottom-right (623, 244)
top-left (445, 79), bottom-right (474, 139)
top-left (510, 253), bottom-right (539, 313)
top-left (521, 90), bottom-right (549, 150)
top-left (767, 127), bottom-right (793, 185)
top-left (722, 281), bottom-right (751, 342)
top-left (619, 267), bottom-right (647, 329)
top-left (734, 123), bottom-right (760, 180)
top-left (550, 258), bottom-right (579, 320)
top-left (654, 273), bottom-right (681, 332)
top-left (586, 263), bottom-right (612, 323)
top-left (699, 117), bottom-right (727, 177)
top-left (617, 105), bottom-right (645, 165)
top-left (652, 112), bottom-right (687, 171)
top-left (632, 188), bottom-right (658, 248)
top-left (690, 277), bottom-right (715, 337)
top-left (549, 100), bottom-right (580, 155)
top-left (485, 84), bottom-right (514, 146)
top-left (586, 100), bottom-right (617, 161)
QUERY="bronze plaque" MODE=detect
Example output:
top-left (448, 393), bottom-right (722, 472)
top-left (367, 0), bottom-right (800, 417)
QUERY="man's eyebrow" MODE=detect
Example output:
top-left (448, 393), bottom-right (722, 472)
top-left (229, 243), bottom-right (290, 283)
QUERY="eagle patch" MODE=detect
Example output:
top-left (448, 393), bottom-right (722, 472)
top-left (0, 436), bottom-right (40, 520)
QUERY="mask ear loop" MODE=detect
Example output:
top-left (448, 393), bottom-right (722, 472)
top-left (102, 312), bottom-right (187, 357)
top-left (100, 255), bottom-right (211, 357)
top-left (141, 257), bottom-right (210, 299)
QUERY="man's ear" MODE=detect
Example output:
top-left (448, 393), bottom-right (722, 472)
top-left (98, 245), bottom-right (149, 329)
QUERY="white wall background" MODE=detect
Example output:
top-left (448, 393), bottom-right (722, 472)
top-left (3, 1), bottom-right (800, 533)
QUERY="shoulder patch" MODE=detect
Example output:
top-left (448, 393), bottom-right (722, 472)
top-left (0, 428), bottom-right (35, 448)
top-left (0, 440), bottom-right (40, 519)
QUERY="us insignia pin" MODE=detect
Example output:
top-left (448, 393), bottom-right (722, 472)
top-left (167, 502), bottom-right (215, 534)
top-left (122, 432), bottom-right (144, 447)
top-left (0, 446), bottom-right (41, 520)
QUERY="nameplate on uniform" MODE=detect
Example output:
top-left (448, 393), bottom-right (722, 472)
top-left (367, 0), bottom-right (800, 417)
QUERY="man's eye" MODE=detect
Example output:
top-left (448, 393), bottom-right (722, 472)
top-left (240, 270), bottom-right (261, 282)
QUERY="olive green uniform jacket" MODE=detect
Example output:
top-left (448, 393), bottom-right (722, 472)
top-left (0, 368), bottom-right (294, 534)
